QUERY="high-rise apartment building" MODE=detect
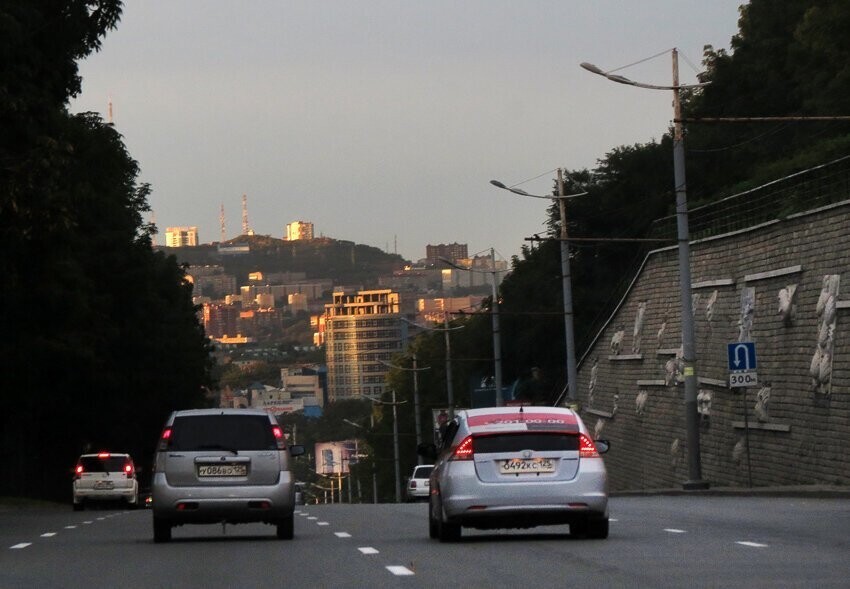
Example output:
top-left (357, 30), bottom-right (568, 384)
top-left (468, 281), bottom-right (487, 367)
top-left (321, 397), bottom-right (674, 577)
top-left (165, 226), bottom-right (199, 247)
top-left (285, 221), bottom-right (314, 241)
top-left (426, 242), bottom-right (468, 266)
top-left (323, 289), bottom-right (403, 401)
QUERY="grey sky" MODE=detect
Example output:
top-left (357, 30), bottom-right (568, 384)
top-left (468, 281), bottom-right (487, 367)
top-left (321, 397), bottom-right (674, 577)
top-left (71, 1), bottom-right (743, 263)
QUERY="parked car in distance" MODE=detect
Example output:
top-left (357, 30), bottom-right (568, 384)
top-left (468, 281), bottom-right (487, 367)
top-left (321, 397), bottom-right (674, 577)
top-left (72, 452), bottom-right (139, 511)
top-left (151, 408), bottom-right (305, 543)
top-left (419, 406), bottom-right (610, 542)
top-left (406, 464), bottom-right (434, 502)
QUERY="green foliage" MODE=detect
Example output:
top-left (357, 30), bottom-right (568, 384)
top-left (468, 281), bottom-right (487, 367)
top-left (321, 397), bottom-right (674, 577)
top-left (0, 1), bottom-right (213, 500)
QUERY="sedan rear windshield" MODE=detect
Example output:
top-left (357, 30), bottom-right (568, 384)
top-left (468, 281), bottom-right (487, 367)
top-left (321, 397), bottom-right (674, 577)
top-left (474, 433), bottom-right (579, 453)
top-left (167, 415), bottom-right (277, 452)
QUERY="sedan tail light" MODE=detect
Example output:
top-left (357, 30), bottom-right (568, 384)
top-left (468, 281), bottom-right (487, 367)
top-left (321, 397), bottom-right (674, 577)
top-left (450, 436), bottom-right (474, 461)
top-left (578, 434), bottom-right (601, 459)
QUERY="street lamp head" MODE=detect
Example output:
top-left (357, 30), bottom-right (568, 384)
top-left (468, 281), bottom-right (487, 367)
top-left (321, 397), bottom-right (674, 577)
top-left (489, 180), bottom-right (507, 189)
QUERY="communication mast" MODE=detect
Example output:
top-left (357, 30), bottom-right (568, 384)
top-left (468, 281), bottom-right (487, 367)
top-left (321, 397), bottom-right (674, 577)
top-left (241, 193), bottom-right (249, 235)
top-left (219, 203), bottom-right (226, 242)
top-left (107, 95), bottom-right (113, 124)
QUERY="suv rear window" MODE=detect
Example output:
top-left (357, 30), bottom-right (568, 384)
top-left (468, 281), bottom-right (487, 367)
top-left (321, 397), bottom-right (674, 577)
top-left (474, 433), bottom-right (579, 453)
top-left (413, 466), bottom-right (433, 478)
top-left (167, 415), bottom-right (277, 452)
top-left (79, 456), bottom-right (128, 472)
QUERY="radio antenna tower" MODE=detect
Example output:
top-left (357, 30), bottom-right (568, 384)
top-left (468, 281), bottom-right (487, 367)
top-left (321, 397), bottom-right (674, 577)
top-left (107, 95), bottom-right (113, 124)
top-left (241, 193), bottom-right (249, 235)
top-left (219, 203), bottom-right (226, 242)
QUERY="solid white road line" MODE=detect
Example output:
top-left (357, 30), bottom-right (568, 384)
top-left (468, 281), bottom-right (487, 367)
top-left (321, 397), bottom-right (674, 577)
top-left (358, 547), bottom-right (379, 555)
top-left (736, 541), bottom-right (768, 548)
top-left (10, 543), bottom-right (31, 550)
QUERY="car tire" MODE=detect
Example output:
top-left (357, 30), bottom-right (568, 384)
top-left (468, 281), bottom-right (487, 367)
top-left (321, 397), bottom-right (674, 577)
top-left (435, 496), bottom-right (461, 543)
top-left (127, 490), bottom-right (139, 510)
top-left (72, 501), bottom-right (83, 512)
top-left (586, 516), bottom-right (609, 539)
top-left (153, 516), bottom-right (172, 543)
top-left (428, 496), bottom-right (439, 539)
top-left (276, 516), bottom-right (294, 540)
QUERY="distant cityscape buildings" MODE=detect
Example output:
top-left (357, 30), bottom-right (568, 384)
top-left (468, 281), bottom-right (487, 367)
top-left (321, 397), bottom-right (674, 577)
top-left (426, 242), bottom-right (468, 265)
top-left (322, 289), bottom-right (404, 401)
top-left (165, 226), bottom-right (199, 247)
top-left (285, 221), bottom-right (314, 241)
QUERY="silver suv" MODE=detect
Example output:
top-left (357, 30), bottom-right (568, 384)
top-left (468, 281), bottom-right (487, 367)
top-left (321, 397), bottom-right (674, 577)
top-left (151, 409), bottom-right (304, 543)
top-left (421, 406), bottom-right (609, 541)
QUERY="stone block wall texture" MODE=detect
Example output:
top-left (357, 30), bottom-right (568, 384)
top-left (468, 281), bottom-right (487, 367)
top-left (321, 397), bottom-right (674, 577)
top-left (577, 201), bottom-right (850, 490)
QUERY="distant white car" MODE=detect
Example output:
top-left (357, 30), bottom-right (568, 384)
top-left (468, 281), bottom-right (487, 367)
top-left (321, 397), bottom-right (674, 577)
top-left (406, 465), bottom-right (434, 502)
top-left (72, 452), bottom-right (139, 510)
top-left (420, 406), bottom-right (610, 541)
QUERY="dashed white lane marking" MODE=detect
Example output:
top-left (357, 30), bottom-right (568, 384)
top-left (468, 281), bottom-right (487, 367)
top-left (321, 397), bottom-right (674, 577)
top-left (40, 533), bottom-right (57, 538)
top-left (82, 521), bottom-right (93, 525)
top-left (96, 517), bottom-right (106, 521)
top-left (664, 528), bottom-right (687, 534)
top-left (335, 532), bottom-right (352, 538)
top-left (737, 541), bottom-right (768, 548)
top-left (299, 513), bottom-right (310, 517)
top-left (64, 526), bottom-right (76, 529)
top-left (386, 566), bottom-right (415, 576)
top-left (610, 518), bottom-right (619, 522)
top-left (307, 516), bottom-right (317, 520)
top-left (317, 521), bottom-right (330, 526)
top-left (358, 547), bottom-right (379, 555)
top-left (10, 543), bottom-right (31, 550)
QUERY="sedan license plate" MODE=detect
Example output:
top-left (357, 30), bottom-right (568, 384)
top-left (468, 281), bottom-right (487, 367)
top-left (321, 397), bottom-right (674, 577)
top-left (198, 464), bottom-right (247, 477)
top-left (500, 458), bottom-right (555, 474)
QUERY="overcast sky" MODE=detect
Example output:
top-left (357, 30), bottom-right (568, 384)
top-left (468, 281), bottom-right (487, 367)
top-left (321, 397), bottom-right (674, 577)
top-left (71, 1), bottom-right (743, 263)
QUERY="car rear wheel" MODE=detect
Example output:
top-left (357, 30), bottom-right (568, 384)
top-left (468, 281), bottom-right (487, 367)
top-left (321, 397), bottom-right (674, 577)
top-left (153, 516), bottom-right (172, 543)
top-left (72, 501), bottom-right (83, 512)
top-left (586, 516), bottom-right (609, 539)
top-left (434, 496), bottom-right (461, 543)
top-left (428, 497), bottom-right (439, 539)
top-left (276, 516), bottom-right (294, 540)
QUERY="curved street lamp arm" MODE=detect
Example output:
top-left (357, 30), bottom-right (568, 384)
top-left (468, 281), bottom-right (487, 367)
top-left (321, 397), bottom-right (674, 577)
top-left (580, 61), bottom-right (708, 91)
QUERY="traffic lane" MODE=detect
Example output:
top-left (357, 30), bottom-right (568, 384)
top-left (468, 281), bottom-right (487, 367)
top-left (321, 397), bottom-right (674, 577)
top-left (610, 496), bottom-right (850, 588)
top-left (2, 507), bottom-right (416, 589)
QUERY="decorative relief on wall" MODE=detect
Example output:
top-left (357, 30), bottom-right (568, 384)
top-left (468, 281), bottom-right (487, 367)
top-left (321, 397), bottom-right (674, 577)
top-left (664, 347), bottom-right (684, 386)
top-left (697, 390), bottom-right (712, 425)
top-left (656, 317), bottom-right (667, 348)
top-left (670, 438), bottom-right (682, 467)
top-left (632, 301), bottom-right (647, 354)
top-left (811, 274), bottom-right (839, 395)
top-left (754, 383), bottom-right (771, 422)
top-left (691, 292), bottom-right (701, 318)
top-left (705, 290), bottom-right (719, 323)
top-left (612, 393), bottom-right (619, 417)
top-left (732, 439), bottom-right (745, 465)
top-left (610, 328), bottom-right (625, 355)
top-left (588, 357), bottom-right (598, 407)
top-left (738, 286), bottom-right (755, 341)
top-left (777, 284), bottom-right (798, 326)
top-left (635, 390), bottom-right (648, 416)
top-left (594, 419), bottom-right (605, 439)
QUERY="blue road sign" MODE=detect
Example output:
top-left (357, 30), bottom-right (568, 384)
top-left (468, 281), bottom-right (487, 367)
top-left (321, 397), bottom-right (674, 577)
top-left (728, 342), bottom-right (757, 372)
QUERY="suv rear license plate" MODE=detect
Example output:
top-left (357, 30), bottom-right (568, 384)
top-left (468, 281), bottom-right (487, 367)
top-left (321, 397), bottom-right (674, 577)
top-left (94, 480), bottom-right (115, 490)
top-left (198, 464), bottom-right (247, 477)
top-left (500, 458), bottom-right (555, 474)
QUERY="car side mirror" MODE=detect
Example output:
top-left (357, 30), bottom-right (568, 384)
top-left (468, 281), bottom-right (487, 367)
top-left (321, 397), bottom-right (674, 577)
top-left (417, 442), bottom-right (437, 461)
top-left (595, 439), bottom-right (610, 454)
top-left (289, 445), bottom-right (306, 457)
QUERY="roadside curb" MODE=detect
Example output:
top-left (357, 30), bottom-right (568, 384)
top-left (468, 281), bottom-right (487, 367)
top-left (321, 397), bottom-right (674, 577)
top-left (611, 485), bottom-right (850, 499)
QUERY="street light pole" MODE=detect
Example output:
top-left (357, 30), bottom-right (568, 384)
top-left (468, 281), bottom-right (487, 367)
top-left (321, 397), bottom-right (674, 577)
top-left (364, 392), bottom-right (406, 503)
top-left (556, 170), bottom-right (579, 405)
top-left (489, 178), bottom-right (586, 405)
top-left (581, 49), bottom-right (709, 489)
top-left (380, 355), bottom-right (430, 463)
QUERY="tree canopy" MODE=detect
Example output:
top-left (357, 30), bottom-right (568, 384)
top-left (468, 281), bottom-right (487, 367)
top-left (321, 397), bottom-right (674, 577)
top-left (0, 1), bottom-right (213, 499)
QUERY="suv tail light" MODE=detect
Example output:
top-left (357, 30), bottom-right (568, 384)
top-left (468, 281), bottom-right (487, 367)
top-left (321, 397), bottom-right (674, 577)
top-left (579, 434), bottom-right (601, 459)
top-left (74, 464), bottom-right (83, 480)
top-left (158, 427), bottom-right (173, 451)
top-left (124, 462), bottom-right (135, 478)
top-left (450, 436), bottom-right (474, 461)
top-left (272, 425), bottom-right (286, 450)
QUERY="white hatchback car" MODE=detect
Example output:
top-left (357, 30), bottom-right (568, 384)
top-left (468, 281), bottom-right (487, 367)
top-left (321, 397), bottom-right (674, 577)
top-left (406, 464), bottom-right (434, 502)
top-left (421, 406), bottom-right (609, 541)
top-left (72, 452), bottom-right (139, 510)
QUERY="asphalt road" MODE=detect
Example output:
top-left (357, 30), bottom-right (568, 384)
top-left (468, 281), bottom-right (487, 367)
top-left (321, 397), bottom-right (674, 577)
top-left (2, 496), bottom-right (849, 588)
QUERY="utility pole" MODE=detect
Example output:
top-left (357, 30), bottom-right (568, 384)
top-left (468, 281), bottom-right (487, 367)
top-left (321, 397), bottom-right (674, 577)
top-left (557, 169), bottom-right (579, 403)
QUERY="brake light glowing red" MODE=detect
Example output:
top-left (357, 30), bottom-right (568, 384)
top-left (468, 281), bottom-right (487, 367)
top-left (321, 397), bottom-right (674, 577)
top-left (158, 427), bottom-right (173, 451)
top-left (161, 428), bottom-right (172, 440)
top-left (451, 436), bottom-right (474, 461)
top-left (272, 426), bottom-right (283, 439)
top-left (124, 463), bottom-right (134, 478)
top-left (272, 425), bottom-right (286, 449)
top-left (579, 434), bottom-right (600, 458)
top-left (97, 452), bottom-right (110, 459)
top-left (74, 464), bottom-right (84, 478)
